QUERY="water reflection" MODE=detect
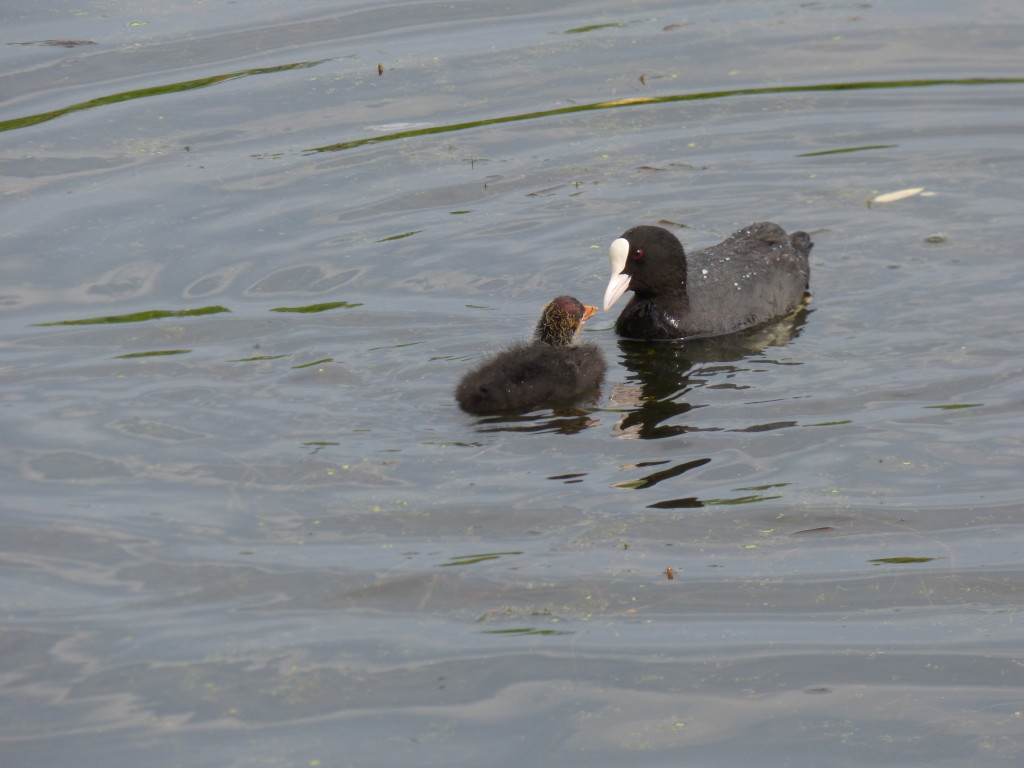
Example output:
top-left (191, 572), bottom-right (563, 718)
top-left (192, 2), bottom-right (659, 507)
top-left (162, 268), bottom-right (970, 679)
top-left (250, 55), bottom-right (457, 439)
top-left (471, 407), bottom-right (599, 435)
top-left (610, 340), bottom-right (702, 440)
top-left (612, 457), bottom-right (712, 489)
top-left (610, 307), bottom-right (810, 440)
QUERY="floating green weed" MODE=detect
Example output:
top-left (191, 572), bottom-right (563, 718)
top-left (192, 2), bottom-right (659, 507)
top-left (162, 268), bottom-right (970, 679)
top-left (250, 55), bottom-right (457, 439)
top-left (270, 301), bottom-right (363, 313)
top-left (308, 78), bottom-right (1024, 154)
top-left (0, 61), bottom-right (326, 134)
top-left (480, 628), bottom-right (572, 636)
top-left (797, 144), bottom-right (897, 156)
top-left (377, 230), bottom-right (422, 242)
top-left (115, 349), bottom-right (190, 359)
top-left (35, 305), bottom-right (229, 326)
top-left (291, 358), bottom-right (334, 369)
top-left (705, 494), bottom-right (783, 505)
top-left (438, 551), bottom-right (523, 567)
top-left (562, 23), bottom-right (626, 34)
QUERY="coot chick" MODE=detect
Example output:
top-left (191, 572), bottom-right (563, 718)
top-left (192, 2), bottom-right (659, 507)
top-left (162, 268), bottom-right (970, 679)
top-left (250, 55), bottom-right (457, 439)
top-left (603, 222), bottom-right (812, 340)
top-left (455, 296), bottom-right (606, 414)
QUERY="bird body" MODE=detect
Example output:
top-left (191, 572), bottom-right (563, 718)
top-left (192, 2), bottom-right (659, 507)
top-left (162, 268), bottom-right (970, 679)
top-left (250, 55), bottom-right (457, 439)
top-left (604, 223), bottom-right (812, 340)
top-left (455, 296), bottom-right (606, 414)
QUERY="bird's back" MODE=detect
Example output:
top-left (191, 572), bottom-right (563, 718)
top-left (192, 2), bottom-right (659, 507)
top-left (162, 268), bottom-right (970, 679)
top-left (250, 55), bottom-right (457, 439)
top-left (680, 222), bottom-right (811, 338)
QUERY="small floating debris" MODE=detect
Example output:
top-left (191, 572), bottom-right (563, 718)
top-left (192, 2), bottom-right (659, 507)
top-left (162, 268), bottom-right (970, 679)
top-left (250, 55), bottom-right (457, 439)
top-left (597, 96), bottom-right (656, 107)
top-left (870, 187), bottom-right (925, 204)
top-left (365, 122), bottom-right (434, 132)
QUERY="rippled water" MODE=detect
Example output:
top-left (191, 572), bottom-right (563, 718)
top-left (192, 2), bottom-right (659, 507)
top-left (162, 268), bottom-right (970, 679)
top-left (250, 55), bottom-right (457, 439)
top-left (3, 1), bottom-right (1024, 766)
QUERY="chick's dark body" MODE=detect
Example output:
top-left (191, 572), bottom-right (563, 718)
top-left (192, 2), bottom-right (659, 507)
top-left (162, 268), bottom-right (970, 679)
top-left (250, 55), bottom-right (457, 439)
top-left (455, 296), bottom-right (605, 414)
top-left (455, 342), bottom-right (604, 413)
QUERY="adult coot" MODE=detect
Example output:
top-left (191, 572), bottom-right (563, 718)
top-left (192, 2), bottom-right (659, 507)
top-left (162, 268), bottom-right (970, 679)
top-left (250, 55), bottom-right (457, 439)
top-left (603, 222), bottom-right (812, 340)
top-left (455, 296), bottom-right (606, 414)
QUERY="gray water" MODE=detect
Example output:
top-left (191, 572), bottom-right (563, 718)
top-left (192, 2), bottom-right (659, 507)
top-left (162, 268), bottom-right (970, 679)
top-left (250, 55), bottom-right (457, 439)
top-left (2, 1), bottom-right (1023, 766)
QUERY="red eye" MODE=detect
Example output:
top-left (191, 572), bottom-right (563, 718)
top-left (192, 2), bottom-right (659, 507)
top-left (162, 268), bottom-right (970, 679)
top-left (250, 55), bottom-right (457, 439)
top-left (633, 249), bottom-right (644, 260)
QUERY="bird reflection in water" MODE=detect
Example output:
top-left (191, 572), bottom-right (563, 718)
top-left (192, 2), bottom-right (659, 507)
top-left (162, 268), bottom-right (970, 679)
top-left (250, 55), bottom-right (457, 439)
top-left (610, 304), bottom-right (811, 440)
top-left (472, 407), bottom-right (599, 436)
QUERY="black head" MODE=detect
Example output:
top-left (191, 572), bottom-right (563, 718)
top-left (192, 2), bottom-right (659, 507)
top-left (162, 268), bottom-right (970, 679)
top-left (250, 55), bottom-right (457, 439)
top-left (603, 225), bottom-right (688, 311)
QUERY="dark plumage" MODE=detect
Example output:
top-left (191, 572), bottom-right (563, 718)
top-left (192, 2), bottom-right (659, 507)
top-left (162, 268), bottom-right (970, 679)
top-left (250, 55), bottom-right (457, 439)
top-left (603, 222), bottom-right (812, 340)
top-left (455, 296), bottom-right (606, 414)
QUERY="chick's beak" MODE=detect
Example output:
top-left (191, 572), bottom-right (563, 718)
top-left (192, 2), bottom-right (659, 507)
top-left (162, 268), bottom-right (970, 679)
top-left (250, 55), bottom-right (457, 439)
top-left (582, 304), bottom-right (598, 322)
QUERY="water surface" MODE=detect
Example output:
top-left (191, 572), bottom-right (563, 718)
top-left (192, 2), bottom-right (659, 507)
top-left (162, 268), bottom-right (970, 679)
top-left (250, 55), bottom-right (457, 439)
top-left (2, 1), bottom-right (1023, 766)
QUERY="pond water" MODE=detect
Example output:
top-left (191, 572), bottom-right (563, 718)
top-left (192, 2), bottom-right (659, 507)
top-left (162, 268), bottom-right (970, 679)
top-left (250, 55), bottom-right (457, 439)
top-left (2, 1), bottom-right (1023, 766)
